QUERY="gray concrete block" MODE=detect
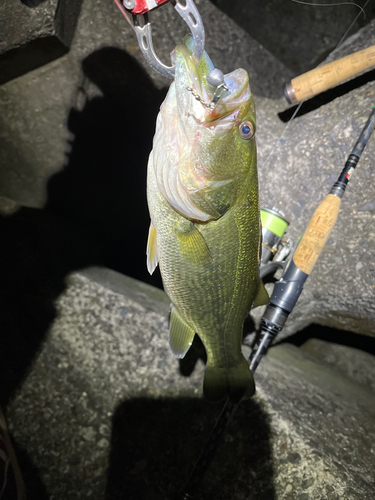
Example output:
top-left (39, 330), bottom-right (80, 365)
top-left (210, 0), bottom-right (375, 74)
top-left (300, 337), bottom-right (375, 393)
top-left (0, 0), bottom-right (83, 85)
top-left (4, 267), bottom-right (375, 499)
top-left (0, 0), bottom-right (290, 209)
top-left (0, 0), bottom-right (374, 339)
top-left (251, 20), bottom-right (375, 340)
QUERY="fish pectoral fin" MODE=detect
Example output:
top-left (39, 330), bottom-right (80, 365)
top-left (174, 221), bottom-right (211, 265)
top-left (169, 307), bottom-right (195, 359)
top-left (146, 221), bottom-right (159, 275)
top-left (252, 280), bottom-right (270, 309)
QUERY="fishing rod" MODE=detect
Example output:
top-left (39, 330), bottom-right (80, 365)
top-left (179, 105), bottom-right (375, 499)
top-left (250, 105), bottom-right (375, 371)
top-left (284, 45), bottom-right (375, 105)
top-left (264, 0), bottom-right (370, 171)
top-left (283, 0), bottom-right (372, 105)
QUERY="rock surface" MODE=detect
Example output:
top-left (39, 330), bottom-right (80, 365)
top-left (210, 0), bottom-right (375, 74)
top-left (4, 267), bottom-right (375, 499)
top-left (2, 4), bottom-right (375, 499)
top-left (0, 0), bottom-right (289, 209)
top-left (0, 2), bottom-right (374, 341)
top-left (300, 337), bottom-right (375, 393)
top-left (252, 21), bottom-right (375, 340)
top-left (0, 0), bottom-right (82, 85)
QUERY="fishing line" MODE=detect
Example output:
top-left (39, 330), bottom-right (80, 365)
top-left (336, 0), bottom-right (370, 47)
top-left (113, 0), bottom-right (136, 31)
top-left (290, 0), bottom-right (366, 18)
top-left (263, 101), bottom-right (303, 169)
top-left (264, 0), bottom-right (370, 170)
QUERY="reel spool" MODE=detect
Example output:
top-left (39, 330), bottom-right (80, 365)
top-left (260, 207), bottom-right (290, 265)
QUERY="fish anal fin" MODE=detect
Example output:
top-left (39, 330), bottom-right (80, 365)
top-left (169, 307), bottom-right (195, 359)
top-left (174, 222), bottom-right (211, 265)
top-left (146, 221), bottom-right (159, 275)
top-left (252, 279), bottom-right (269, 309)
top-left (203, 357), bottom-right (255, 403)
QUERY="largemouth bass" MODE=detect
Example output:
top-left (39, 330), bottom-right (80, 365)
top-left (146, 37), bottom-right (268, 402)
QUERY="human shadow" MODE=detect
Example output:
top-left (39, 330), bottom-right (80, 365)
top-left (46, 46), bottom-right (166, 289)
top-left (2, 46), bottom-right (165, 399)
top-left (1, 46), bottom-right (167, 496)
top-left (0, 207), bottom-right (99, 406)
top-left (106, 396), bottom-right (276, 500)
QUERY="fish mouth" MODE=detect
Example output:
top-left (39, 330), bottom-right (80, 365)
top-left (172, 43), bottom-right (251, 125)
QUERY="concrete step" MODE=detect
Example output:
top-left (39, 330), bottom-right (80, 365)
top-left (210, 0), bottom-right (375, 74)
top-left (299, 337), bottom-right (375, 394)
top-left (4, 267), bottom-right (375, 499)
top-left (0, 0), bottom-right (82, 85)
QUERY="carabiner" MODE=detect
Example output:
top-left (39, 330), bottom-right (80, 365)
top-left (114, 0), bottom-right (205, 79)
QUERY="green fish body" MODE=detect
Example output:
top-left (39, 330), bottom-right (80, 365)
top-left (146, 38), bottom-right (268, 402)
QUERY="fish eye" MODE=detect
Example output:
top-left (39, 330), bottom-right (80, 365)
top-left (239, 121), bottom-right (254, 140)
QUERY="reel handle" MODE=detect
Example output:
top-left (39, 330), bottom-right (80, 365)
top-left (284, 45), bottom-right (375, 105)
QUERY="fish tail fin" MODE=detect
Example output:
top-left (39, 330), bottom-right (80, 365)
top-left (203, 357), bottom-right (255, 403)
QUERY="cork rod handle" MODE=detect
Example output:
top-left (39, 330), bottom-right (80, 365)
top-left (284, 45), bottom-right (375, 105)
top-left (293, 194), bottom-right (341, 275)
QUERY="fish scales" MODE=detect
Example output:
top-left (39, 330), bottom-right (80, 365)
top-left (146, 37), bottom-right (268, 402)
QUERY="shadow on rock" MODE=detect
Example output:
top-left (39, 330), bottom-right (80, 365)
top-left (178, 335), bottom-right (207, 378)
top-left (106, 396), bottom-right (275, 500)
top-left (0, 45), bottom-right (169, 498)
top-left (0, 208), bottom-right (98, 406)
top-left (46, 46), bottom-right (166, 289)
top-left (0, 207), bottom-right (98, 497)
top-left (1, 47), bottom-right (166, 404)
top-left (283, 323), bottom-right (375, 355)
top-left (12, 438), bottom-right (50, 500)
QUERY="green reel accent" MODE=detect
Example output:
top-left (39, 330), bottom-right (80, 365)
top-left (260, 207), bottom-right (290, 238)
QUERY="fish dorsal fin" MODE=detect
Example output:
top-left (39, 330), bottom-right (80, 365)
top-left (174, 221), bottom-right (211, 265)
top-left (252, 279), bottom-right (269, 309)
top-left (169, 306), bottom-right (195, 359)
top-left (146, 221), bottom-right (159, 275)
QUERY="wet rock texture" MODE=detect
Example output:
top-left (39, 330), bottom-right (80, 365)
top-left (5, 268), bottom-right (375, 499)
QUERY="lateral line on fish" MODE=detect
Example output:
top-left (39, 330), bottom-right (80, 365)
top-left (222, 190), bottom-right (250, 366)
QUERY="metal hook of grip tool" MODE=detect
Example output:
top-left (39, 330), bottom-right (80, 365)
top-left (114, 0), bottom-right (205, 79)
